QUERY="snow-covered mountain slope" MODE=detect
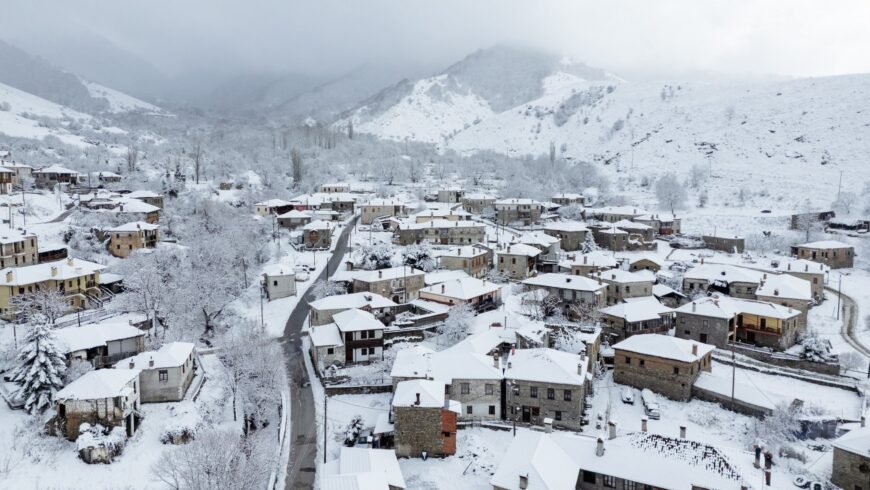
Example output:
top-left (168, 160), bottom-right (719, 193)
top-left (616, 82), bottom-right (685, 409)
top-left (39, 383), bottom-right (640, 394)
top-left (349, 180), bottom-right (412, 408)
top-left (0, 81), bottom-right (127, 150)
top-left (82, 79), bottom-right (164, 114)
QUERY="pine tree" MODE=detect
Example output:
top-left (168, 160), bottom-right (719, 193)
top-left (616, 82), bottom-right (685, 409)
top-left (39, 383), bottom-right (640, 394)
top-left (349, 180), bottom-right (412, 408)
top-left (11, 324), bottom-right (68, 414)
top-left (582, 231), bottom-right (599, 253)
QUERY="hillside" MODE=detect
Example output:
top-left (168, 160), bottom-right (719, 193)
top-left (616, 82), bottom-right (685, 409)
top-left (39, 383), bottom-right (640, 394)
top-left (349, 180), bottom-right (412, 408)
top-left (82, 79), bottom-right (164, 114)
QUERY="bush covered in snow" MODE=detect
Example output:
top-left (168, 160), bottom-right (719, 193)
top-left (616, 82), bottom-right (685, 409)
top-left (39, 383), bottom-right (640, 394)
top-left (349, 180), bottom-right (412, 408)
top-left (402, 242), bottom-right (436, 272)
top-left (796, 334), bottom-right (837, 363)
top-left (343, 414), bottom-right (365, 446)
top-left (76, 423), bottom-right (127, 464)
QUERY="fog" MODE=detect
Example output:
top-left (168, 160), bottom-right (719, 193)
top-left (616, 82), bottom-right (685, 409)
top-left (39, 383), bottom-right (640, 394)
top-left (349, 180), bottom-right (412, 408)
top-left (2, 0), bottom-right (869, 103)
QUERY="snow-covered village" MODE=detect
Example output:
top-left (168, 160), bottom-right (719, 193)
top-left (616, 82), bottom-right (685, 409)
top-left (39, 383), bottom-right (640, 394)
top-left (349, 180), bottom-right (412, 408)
top-left (1, 2), bottom-right (870, 489)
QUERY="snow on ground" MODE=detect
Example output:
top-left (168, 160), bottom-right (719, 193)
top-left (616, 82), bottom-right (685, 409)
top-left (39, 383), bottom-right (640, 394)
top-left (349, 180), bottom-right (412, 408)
top-left (399, 428), bottom-right (513, 489)
top-left (82, 80), bottom-right (164, 115)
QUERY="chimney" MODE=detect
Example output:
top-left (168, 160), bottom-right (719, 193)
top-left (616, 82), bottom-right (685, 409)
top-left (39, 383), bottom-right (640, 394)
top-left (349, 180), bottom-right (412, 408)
top-left (493, 354), bottom-right (499, 369)
top-left (51, 266), bottom-right (58, 277)
top-left (700, 257), bottom-right (704, 264)
top-left (679, 426), bottom-right (686, 438)
top-left (753, 445), bottom-right (762, 468)
top-left (692, 302), bottom-right (696, 312)
top-left (862, 416), bottom-right (866, 428)
top-left (507, 246), bottom-right (511, 254)
top-left (378, 270), bottom-right (383, 279)
top-left (641, 417), bottom-right (648, 432)
top-left (608, 421), bottom-right (617, 440)
top-left (441, 284), bottom-right (445, 293)
top-left (415, 393), bottom-right (420, 406)
top-left (544, 418), bottom-right (553, 433)
top-left (595, 438), bottom-right (605, 457)
top-left (774, 288), bottom-right (779, 296)
top-left (67, 257), bottom-right (74, 266)
top-left (763, 273), bottom-right (767, 280)
top-left (692, 344), bottom-right (698, 355)
top-left (519, 475), bottom-right (529, 490)
top-left (787, 263), bottom-right (791, 271)
top-left (149, 357), bottom-right (154, 368)
top-left (128, 360), bottom-right (135, 369)
top-left (5, 270), bottom-right (11, 283)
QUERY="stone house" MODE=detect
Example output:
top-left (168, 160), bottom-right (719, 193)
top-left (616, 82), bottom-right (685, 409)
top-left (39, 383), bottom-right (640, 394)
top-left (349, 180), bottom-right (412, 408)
top-left (832, 427), bottom-right (870, 490)
top-left (791, 240), bottom-right (854, 269)
top-left (310, 308), bottom-right (385, 367)
top-left (622, 255), bottom-right (664, 273)
top-left (590, 226), bottom-right (630, 251)
top-left (588, 206), bottom-right (649, 224)
top-left (516, 324), bottom-right (602, 370)
top-left (106, 221), bottom-right (159, 258)
top-left (0, 258), bottom-right (105, 318)
top-left (599, 297), bottom-right (674, 341)
top-left (438, 245), bottom-right (489, 278)
top-left (543, 222), bottom-right (588, 251)
top-left (33, 165), bottom-right (79, 189)
top-left (319, 182), bottom-right (351, 193)
top-left (519, 232), bottom-right (561, 267)
top-left (0, 160), bottom-right (33, 186)
top-left (612, 219), bottom-right (655, 243)
top-left (276, 210), bottom-right (312, 230)
top-left (303, 220), bottom-right (333, 249)
top-left (682, 264), bottom-right (762, 300)
top-left (0, 229), bottom-right (38, 268)
top-left (254, 199), bottom-right (295, 217)
top-left (755, 273), bottom-right (812, 332)
top-left (674, 296), bottom-right (802, 351)
top-left (778, 259), bottom-right (827, 301)
top-left (54, 321), bottom-right (146, 368)
top-left (114, 342), bottom-right (197, 402)
top-left (504, 348), bottom-right (588, 431)
top-left (437, 187), bottom-right (464, 203)
top-left (413, 209), bottom-right (472, 223)
top-left (361, 199), bottom-right (409, 225)
top-left (309, 292), bottom-right (397, 326)
top-left (392, 379), bottom-right (459, 458)
top-left (343, 266), bottom-right (426, 303)
top-left (635, 213), bottom-right (682, 235)
top-left (127, 190), bottom-right (164, 209)
top-left (612, 334), bottom-right (714, 401)
top-left (262, 264), bottom-right (296, 300)
top-left (0, 167), bottom-right (14, 194)
top-left (54, 369), bottom-right (142, 440)
top-left (95, 171), bottom-right (123, 183)
top-left (418, 277), bottom-right (501, 311)
top-left (394, 219), bottom-right (485, 246)
top-left (551, 193), bottom-right (586, 207)
top-left (559, 252), bottom-right (618, 276)
top-left (522, 273), bottom-right (607, 317)
top-left (591, 269), bottom-right (655, 305)
top-left (494, 198), bottom-right (543, 226)
top-left (461, 193), bottom-right (497, 215)
top-left (495, 243), bottom-right (540, 279)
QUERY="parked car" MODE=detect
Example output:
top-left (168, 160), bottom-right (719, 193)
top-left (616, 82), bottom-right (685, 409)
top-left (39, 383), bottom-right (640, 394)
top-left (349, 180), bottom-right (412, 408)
top-left (295, 272), bottom-right (310, 282)
top-left (621, 387), bottom-right (635, 404)
top-left (641, 389), bottom-right (661, 419)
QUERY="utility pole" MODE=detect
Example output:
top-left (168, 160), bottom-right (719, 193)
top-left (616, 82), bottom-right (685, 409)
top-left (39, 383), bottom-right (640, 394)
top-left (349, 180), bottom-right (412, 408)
top-left (837, 169), bottom-right (844, 203)
top-left (241, 258), bottom-right (248, 288)
top-left (21, 185), bottom-right (26, 227)
top-left (323, 396), bottom-right (328, 463)
top-left (260, 285), bottom-right (265, 330)
top-left (730, 328), bottom-right (736, 407)
top-left (836, 274), bottom-right (842, 320)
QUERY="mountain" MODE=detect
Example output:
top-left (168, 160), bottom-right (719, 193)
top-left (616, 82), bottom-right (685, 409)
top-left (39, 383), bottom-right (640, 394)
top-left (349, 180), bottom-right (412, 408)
top-left (338, 46), bottom-right (870, 204)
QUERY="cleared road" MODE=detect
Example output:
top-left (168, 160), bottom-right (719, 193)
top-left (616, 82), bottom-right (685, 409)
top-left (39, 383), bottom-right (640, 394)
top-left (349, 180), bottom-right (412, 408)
top-left (283, 217), bottom-right (356, 489)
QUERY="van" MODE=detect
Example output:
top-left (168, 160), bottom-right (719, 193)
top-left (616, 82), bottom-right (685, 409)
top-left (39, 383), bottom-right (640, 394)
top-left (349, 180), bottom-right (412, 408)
top-left (641, 389), bottom-right (661, 420)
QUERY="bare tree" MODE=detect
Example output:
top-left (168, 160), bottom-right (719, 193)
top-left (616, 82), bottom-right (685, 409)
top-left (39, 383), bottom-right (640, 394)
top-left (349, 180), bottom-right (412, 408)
top-left (126, 146), bottom-right (139, 173)
top-left (655, 173), bottom-right (687, 214)
top-left (291, 148), bottom-right (303, 186)
top-left (10, 287), bottom-right (70, 325)
top-left (794, 199), bottom-right (821, 242)
top-left (191, 141), bottom-right (204, 184)
top-left (347, 120), bottom-right (354, 140)
top-left (832, 191), bottom-right (858, 216)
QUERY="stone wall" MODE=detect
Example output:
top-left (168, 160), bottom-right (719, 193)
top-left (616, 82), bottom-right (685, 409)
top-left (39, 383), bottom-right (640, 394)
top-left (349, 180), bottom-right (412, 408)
top-left (728, 342), bottom-right (840, 376)
top-left (138, 365), bottom-right (193, 402)
top-left (505, 379), bottom-right (585, 431)
top-left (612, 350), bottom-right (707, 401)
top-left (447, 378), bottom-right (502, 420)
top-left (394, 406), bottom-right (446, 457)
top-left (674, 312), bottom-right (732, 348)
top-left (702, 235), bottom-right (745, 254)
top-left (832, 446), bottom-right (870, 490)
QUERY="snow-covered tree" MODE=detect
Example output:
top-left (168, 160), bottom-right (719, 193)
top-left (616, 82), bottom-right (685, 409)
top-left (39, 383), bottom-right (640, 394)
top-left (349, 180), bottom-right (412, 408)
top-left (556, 204), bottom-right (585, 221)
top-left (438, 303), bottom-right (475, 347)
top-left (10, 287), bottom-right (69, 325)
top-left (581, 231), bottom-right (599, 253)
top-left (655, 173), bottom-right (687, 213)
top-left (354, 242), bottom-right (395, 270)
top-left (343, 414), bottom-right (365, 446)
top-left (794, 199), bottom-right (821, 242)
top-left (402, 243), bottom-right (436, 272)
top-left (832, 191), bottom-right (858, 216)
top-left (11, 323), bottom-right (68, 414)
top-left (520, 289), bottom-right (560, 321)
top-left (311, 279), bottom-right (346, 300)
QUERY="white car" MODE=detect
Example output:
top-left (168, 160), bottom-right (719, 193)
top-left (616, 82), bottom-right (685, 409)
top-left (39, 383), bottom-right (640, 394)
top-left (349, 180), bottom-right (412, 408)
top-left (295, 272), bottom-right (310, 282)
top-left (621, 387), bottom-right (635, 404)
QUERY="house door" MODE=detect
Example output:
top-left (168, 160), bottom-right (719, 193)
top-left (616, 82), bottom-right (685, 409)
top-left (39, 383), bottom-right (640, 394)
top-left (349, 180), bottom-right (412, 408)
top-left (522, 406), bottom-right (531, 422)
top-left (700, 333), bottom-right (708, 344)
top-left (760, 318), bottom-right (766, 330)
top-left (126, 414), bottom-right (134, 436)
top-left (747, 331), bottom-right (756, 343)
top-left (811, 251), bottom-right (817, 260)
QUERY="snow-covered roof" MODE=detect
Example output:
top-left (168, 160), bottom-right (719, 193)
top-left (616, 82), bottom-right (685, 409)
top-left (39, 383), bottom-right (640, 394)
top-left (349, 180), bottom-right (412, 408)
top-left (276, 209), bottom-right (312, 219)
top-left (756, 273), bottom-right (812, 301)
top-left (324, 447), bottom-right (406, 490)
top-left (684, 263), bottom-right (764, 285)
top-left (321, 473), bottom-right (387, 490)
top-left (543, 221), bottom-right (588, 233)
top-left (363, 198), bottom-right (405, 207)
top-left (333, 309), bottom-right (385, 333)
top-left (310, 292), bottom-right (397, 311)
top-left (337, 266), bottom-right (425, 283)
top-left (392, 379), bottom-right (445, 408)
top-left (97, 198), bottom-right (160, 214)
top-left (420, 277), bottom-right (501, 301)
top-left (499, 243), bottom-right (541, 257)
top-left (590, 205), bottom-right (649, 216)
top-left (115, 342), bottom-right (194, 370)
top-left (310, 323), bottom-right (343, 347)
top-left (105, 221), bottom-right (159, 233)
top-left (255, 198), bottom-right (293, 207)
top-left (54, 323), bottom-right (144, 354)
top-left (412, 208), bottom-right (472, 219)
top-left (594, 268), bottom-right (655, 284)
top-left (303, 219), bottom-right (332, 231)
top-left (56, 369), bottom-right (140, 400)
top-left (598, 227), bottom-right (628, 235)
top-left (445, 330), bottom-right (504, 356)
top-left (833, 427), bottom-right (870, 456)
top-left (600, 297), bottom-right (672, 323)
top-left (504, 348), bottom-right (586, 386)
top-left (519, 231), bottom-right (560, 248)
top-left (613, 219), bottom-right (652, 230)
top-left (491, 430), bottom-right (747, 490)
top-left (463, 192), bottom-right (496, 200)
top-left (495, 198), bottom-right (542, 206)
top-left (1, 258), bottom-right (105, 286)
top-left (522, 273), bottom-right (606, 293)
top-left (423, 269), bottom-right (470, 286)
top-left (560, 251), bottom-right (618, 270)
top-left (796, 240), bottom-right (853, 250)
top-left (552, 192), bottom-right (584, 200)
top-left (398, 219), bottom-right (482, 230)
top-left (676, 295), bottom-right (800, 321)
top-left (613, 334), bottom-right (714, 363)
top-left (34, 164), bottom-right (78, 175)
top-left (652, 284), bottom-right (686, 299)
top-left (0, 227), bottom-right (36, 244)
top-left (439, 245), bottom-right (488, 259)
top-left (620, 253), bottom-right (665, 267)
top-left (262, 263), bottom-right (295, 277)
top-left (127, 190), bottom-right (161, 199)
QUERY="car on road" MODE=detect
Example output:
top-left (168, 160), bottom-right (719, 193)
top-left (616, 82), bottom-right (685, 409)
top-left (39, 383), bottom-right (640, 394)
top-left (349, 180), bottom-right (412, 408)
top-left (621, 387), bottom-right (635, 404)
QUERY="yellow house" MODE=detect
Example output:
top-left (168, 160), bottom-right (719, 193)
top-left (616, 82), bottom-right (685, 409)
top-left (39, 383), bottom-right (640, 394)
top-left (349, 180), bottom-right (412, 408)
top-left (0, 228), bottom-right (38, 268)
top-left (107, 222), bottom-right (160, 258)
top-left (0, 258), bottom-right (106, 318)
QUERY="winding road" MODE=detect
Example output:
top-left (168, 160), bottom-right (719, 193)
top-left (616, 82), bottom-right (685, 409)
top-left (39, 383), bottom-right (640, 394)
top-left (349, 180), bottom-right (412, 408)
top-left (831, 286), bottom-right (870, 358)
top-left (283, 217), bottom-right (356, 489)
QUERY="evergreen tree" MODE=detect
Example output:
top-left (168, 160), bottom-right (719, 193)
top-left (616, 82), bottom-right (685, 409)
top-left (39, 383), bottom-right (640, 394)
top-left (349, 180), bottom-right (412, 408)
top-left (582, 231), bottom-right (599, 253)
top-left (11, 324), bottom-right (68, 414)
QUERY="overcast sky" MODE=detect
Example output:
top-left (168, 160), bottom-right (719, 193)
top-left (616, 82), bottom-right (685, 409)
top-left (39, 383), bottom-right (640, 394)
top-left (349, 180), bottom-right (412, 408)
top-left (3, 0), bottom-right (869, 80)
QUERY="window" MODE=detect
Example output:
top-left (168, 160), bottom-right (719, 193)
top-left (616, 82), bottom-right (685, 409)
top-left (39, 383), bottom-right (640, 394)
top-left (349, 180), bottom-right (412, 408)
top-left (360, 330), bottom-right (368, 340)
top-left (639, 359), bottom-right (645, 367)
top-left (461, 383), bottom-right (470, 395)
top-left (582, 471), bottom-right (597, 483)
top-left (531, 407), bottom-right (540, 416)
top-left (624, 481), bottom-right (637, 490)
top-left (485, 384), bottom-right (494, 395)
top-left (564, 390), bottom-right (572, 401)
top-left (273, 280), bottom-right (278, 286)
top-left (603, 475), bottom-right (617, 488)
top-left (673, 367), bottom-right (680, 375)
top-left (555, 410), bottom-right (562, 421)
top-left (466, 405), bottom-right (473, 415)
top-left (625, 356), bottom-right (631, 365)
top-left (530, 386), bottom-right (538, 398)
top-left (158, 370), bottom-right (169, 382)
top-left (489, 405), bottom-right (496, 415)
top-left (327, 348), bottom-right (334, 355)
top-left (547, 388), bottom-right (555, 400)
